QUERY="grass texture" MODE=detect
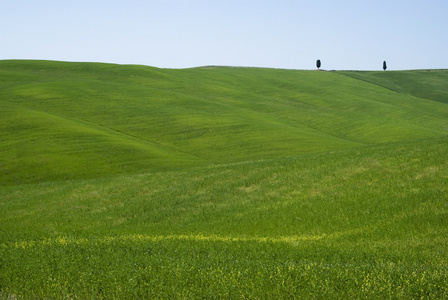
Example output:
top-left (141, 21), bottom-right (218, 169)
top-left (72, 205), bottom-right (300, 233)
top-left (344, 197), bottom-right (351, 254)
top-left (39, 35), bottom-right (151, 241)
top-left (2, 60), bottom-right (448, 185)
top-left (1, 60), bottom-right (448, 298)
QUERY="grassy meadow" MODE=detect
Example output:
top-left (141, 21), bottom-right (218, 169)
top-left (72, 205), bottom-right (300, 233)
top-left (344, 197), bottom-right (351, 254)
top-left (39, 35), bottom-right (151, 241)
top-left (1, 60), bottom-right (448, 298)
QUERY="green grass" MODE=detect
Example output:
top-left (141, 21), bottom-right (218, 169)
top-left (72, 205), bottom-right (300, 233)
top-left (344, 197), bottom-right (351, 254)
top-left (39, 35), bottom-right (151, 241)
top-left (340, 69), bottom-right (448, 104)
top-left (1, 60), bottom-right (448, 298)
top-left (2, 60), bottom-right (448, 185)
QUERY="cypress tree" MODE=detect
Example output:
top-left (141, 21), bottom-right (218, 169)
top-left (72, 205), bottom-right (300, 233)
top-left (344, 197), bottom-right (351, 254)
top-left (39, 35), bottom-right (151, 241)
top-left (316, 59), bottom-right (321, 69)
top-left (383, 61), bottom-right (387, 71)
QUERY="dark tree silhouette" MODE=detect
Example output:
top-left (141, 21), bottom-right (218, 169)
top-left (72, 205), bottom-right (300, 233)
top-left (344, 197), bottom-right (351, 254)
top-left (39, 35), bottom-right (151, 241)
top-left (383, 61), bottom-right (387, 71)
top-left (316, 59), bottom-right (321, 69)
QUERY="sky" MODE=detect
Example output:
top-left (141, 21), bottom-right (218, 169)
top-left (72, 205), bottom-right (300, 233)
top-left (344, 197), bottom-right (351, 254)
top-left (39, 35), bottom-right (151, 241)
top-left (2, 0), bottom-right (448, 70)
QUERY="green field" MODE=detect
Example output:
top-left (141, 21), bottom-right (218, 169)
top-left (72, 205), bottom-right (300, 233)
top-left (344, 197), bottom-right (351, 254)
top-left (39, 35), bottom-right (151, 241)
top-left (1, 60), bottom-right (448, 298)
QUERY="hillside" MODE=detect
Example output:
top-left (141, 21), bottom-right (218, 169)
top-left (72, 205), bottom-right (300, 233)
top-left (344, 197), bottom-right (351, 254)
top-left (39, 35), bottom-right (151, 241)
top-left (1, 60), bottom-right (448, 185)
top-left (1, 60), bottom-right (448, 298)
top-left (340, 69), bottom-right (448, 104)
top-left (2, 131), bottom-right (448, 298)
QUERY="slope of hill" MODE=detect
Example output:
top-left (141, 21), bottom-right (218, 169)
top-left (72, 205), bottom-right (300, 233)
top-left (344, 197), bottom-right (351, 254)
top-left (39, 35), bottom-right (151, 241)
top-left (1, 60), bottom-right (448, 185)
top-left (1, 135), bottom-right (447, 298)
top-left (1, 60), bottom-right (448, 298)
top-left (340, 69), bottom-right (448, 104)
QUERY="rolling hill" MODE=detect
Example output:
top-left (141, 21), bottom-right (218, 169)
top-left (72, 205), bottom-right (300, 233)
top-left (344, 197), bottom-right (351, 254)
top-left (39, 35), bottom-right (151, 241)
top-left (1, 60), bottom-right (448, 185)
top-left (1, 60), bottom-right (448, 298)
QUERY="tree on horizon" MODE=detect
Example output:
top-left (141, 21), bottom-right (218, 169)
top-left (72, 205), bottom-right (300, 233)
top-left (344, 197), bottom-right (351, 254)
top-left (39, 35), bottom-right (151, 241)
top-left (316, 59), bottom-right (321, 70)
top-left (383, 61), bottom-right (387, 71)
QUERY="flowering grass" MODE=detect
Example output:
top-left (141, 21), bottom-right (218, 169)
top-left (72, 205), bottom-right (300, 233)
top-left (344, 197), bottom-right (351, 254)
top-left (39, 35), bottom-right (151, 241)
top-left (2, 234), bottom-right (447, 299)
top-left (1, 137), bottom-right (448, 298)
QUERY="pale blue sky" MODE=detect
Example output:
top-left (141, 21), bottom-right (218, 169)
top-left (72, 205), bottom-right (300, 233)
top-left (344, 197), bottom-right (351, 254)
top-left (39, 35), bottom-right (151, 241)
top-left (2, 0), bottom-right (448, 70)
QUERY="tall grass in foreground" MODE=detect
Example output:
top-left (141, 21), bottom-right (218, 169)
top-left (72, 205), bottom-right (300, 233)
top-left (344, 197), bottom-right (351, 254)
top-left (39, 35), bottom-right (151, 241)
top-left (2, 236), bottom-right (447, 299)
top-left (1, 137), bottom-right (447, 298)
